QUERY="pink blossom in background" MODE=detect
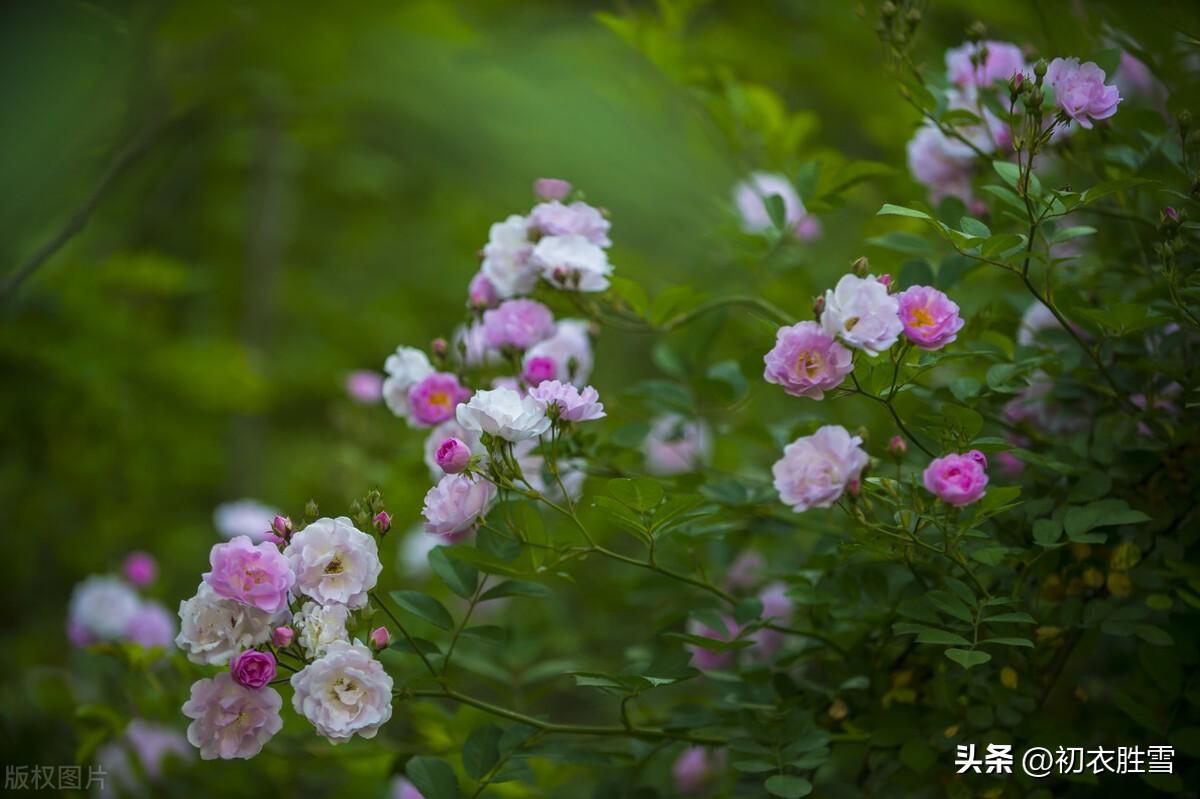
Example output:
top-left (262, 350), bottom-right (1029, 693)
top-left (345, 370), bottom-right (384, 404)
top-left (762, 321), bottom-right (853, 399)
top-left (202, 535), bottom-right (295, 615)
top-left (124, 601), bottom-right (177, 649)
top-left (686, 616), bottom-right (741, 671)
top-left (1045, 57), bottom-right (1121, 128)
top-left (435, 437), bottom-right (472, 474)
top-left (995, 449), bottom-right (1026, 479)
top-left (467, 271), bottom-right (499, 309)
top-left (673, 747), bottom-right (725, 794)
top-left (422, 474), bottom-right (497, 541)
top-left (724, 550), bottom-right (766, 591)
top-left (522, 355), bottom-right (557, 386)
top-left (231, 650), bottom-right (277, 689)
top-left (750, 582), bottom-right (794, 660)
top-left (533, 177), bottom-right (572, 201)
top-left (527, 200), bottom-right (611, 247)
top-left (528, 380), bottom-right (606, 422)
top-left (897, 285), bottom-right (965, 350)
top-left (123, 551), bottom-right (158, 587)
top-left (907, 124), bottom-right (977, 205)
top-left (96, 720), bottom-right (192, 792)
top-left (888, 435), bottom-right (907, 457)
top-left (391, 777), bottom-right (427, 799)
top-left (643, 415), bottom-right (712, 476)
top-left (369, 626), bottom-right (390, 650)
top-left (1115, 51), bottom-right (1166, 108)
top-left (482, 299), bottom-right (557, 350)
top-left (407, 372), bottom-right (471, 427)
top-left (923, 452), bottom-right (989, 506)
top-left (182, 673), bottom-right (283, 760)
top-left (732, 171), bottom-right (820, 239)
top-left (773, 425), bottom-right (869, 512)
top-left (945, 40), bottom-right (1026, 88)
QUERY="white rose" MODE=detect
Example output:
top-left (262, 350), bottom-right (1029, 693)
top-left (294, 601), bottom-right (351, 659)
top-left (291, 640), bottom-right (393, 743)
top-left (531, 234), bottom-right (613, 292)
top-left (284, 517), bottom-right (382, 609)
top-left (456, 387), bottom-right (550, 442)
top-left (69, 576), bottom-right (140, 641)
top-left (175, 582), bottom-right (276, 665)
top-left (382, 346), bottom-right (434, 418)
top-left (481, 214), bottom-right (538, 298)
top-left (820, 274), bottom-right (903, 356)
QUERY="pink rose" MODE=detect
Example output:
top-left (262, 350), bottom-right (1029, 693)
top-left (773, 425), bottom-right (869, 512)
top-left (231, 650), bottom-right (277, 689)
top-left (435, 437), bottom-right (472, 474)
top-left (673, 747), bottom-right (725, 794)
top-left (345, 370), bottom-right (384, 404)
top-left (271, 626), bottom-right (294, 648)
top-left (533, 178), bottom-right (572, 201)
top-left (522, 355), bottom-right (557, 386)
top-left (762, 321), bottom-right (853, 399)
top-left (923, 452), bottom-right (989, 506)
top-left (467, 271), bottom-right (499, 310)
top-left (945, 40), bottom-right (1026, 88)
top-left (686, 616), bottom-right (741, 671)
top-left (202, 536), bottom-right (295, 615)
top-left (182, 673), bottom-right (282, 759)
top-left (482, 299), bottom-right (556, 351)
top-left (897, 285), bottom-right (965, 350)
top-left (1045, 57), bottom-right (1121, 129)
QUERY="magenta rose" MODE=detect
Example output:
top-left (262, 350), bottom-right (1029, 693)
top-left (407, 372), bottom-right (471, 427)
top-left (231, 650), bottom-right (277, 690)
top-left (897, 285), bottom-right (965, 350)
top-left (482, 299), bottom-right (557, 351)
top-left (435, 437), bottom-right (472, 474)
top-left (923, 452), bottom-right (989, 506)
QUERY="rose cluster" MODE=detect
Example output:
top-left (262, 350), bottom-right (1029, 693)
top-left (908, 39), bottom-right (1122, 207)
top-left (762, 270), bottom-right (986, 510)
top-left (174, 513), bottom-right (391, 759)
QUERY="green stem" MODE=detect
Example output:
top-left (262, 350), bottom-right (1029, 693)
top-left (402, 688), bottom-right (726, 745)
top-left (658, 295), bottom-right (791, 331)
top-left (372, 590), bottom-right (443, 684)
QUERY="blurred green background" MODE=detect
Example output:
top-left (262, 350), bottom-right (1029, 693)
top-left (2, 0), bottom-right (1197, 794)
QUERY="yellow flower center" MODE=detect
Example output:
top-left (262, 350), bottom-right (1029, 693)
top-left (911, 307), bottom-right (935, 328)
top-left (427, 390), bottom-right (450, 407)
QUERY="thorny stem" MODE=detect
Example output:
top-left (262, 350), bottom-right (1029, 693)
top-left (371, 590), bottom-right (444, 685)
top-left (848, 372), bottom-right (936, 457)
top-left (441, 576), bottom-right (488, 676)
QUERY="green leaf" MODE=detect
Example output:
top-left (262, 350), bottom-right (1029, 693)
top-left (945, 649), bottom-right (992, 669)
top-left (980, 637), bottom-right (1034, 648)
top-left (992, 160), bottom-right (1021, 189)
top-left (916, 629), bottom-right (972, 646)
top-left (390, 591), bottom-right (454, 630)
top-left (949, 377), bottom-right (982, 402)
top-left (878, 203), bottom-right (932, 220)
top-left (463, 724), bottom-right (502, 780)
top-left (765, 775), bottom-right (813, 797)
top-left (706, 360), bottom-right (748, 401)
top-left (480, 580), bottom-right (553, 602)
top-left (1135, 625), bottom-right (1174, 646)
top-left (607, 478), bottom-right (664, 511)
top-left (765, 193), bottom-right (787, 230)
top-left (428, 547), bottom-right (478, 600)
top-left (959, 216), bottom-right (991, 238)
top-left (1050, 225), bottom-right (1097, 243)
top-left (406, 756), bottom-right (460, 799)
top-left (1033, 518), bottom-right (1063, 546)
top-left (983, 612), bottom-right (1036, 624)
top-left (927, 591), bottom-right (974, 623)
top-left (459, 626), bottom-right (508, 647)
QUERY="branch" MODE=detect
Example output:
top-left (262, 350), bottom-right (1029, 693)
top-left (1, 112), bottom-right (168, 302)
